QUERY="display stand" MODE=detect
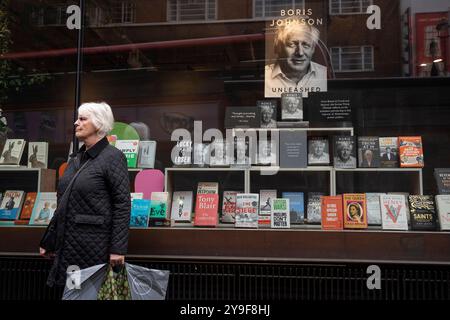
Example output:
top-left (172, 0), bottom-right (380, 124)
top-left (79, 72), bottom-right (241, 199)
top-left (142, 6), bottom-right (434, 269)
top-left (0, 167), bottom-right (56, 193)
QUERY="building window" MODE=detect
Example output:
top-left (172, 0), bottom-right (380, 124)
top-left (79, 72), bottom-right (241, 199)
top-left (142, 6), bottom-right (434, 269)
top-left (111, 1), bottom-right (136, 24)
top-left (168, 0), bottom-right (217, 22)
top-left (30, 4), bottom-right (67, 26)
top-left (330, 0), bottom-right (373, 15)
top-left (331, 46), bottom-right (374, 72)
top-left (254, 0), bottom-right (305, 18)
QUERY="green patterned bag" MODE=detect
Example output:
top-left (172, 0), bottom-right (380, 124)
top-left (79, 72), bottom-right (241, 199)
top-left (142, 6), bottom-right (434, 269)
top-left (97, 265), bottom-right (131, 300)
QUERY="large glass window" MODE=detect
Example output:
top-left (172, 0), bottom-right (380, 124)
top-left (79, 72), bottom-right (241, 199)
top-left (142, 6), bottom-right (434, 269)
top-left (330, 0), bottom-right (373, 15)
top-left (254, 0), bottom-right (305, 18)
top-left (168, 0), bottom-right (217, 22)
top-left (331, 46), bottom-right (374, 72)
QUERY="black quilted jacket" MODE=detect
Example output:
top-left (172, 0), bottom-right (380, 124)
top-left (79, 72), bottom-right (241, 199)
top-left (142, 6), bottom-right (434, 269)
top-left (42, 137), bottom-right (131, 287)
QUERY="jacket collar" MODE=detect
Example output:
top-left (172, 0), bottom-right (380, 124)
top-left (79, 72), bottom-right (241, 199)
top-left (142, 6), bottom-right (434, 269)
top-left (70, 136), bottom-right (109, 159)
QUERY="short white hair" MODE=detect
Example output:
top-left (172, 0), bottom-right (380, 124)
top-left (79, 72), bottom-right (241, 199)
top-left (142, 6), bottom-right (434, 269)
top-left (78, 102), bottom-right (114, 137)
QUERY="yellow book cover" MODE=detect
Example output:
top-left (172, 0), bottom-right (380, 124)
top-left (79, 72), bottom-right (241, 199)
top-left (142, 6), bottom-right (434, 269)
top-left (343, 194), bottom-right (367, 229)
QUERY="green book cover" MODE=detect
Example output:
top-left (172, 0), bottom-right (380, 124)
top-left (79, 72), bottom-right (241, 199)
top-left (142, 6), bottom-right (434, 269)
top-left (115, 140), bottom-right (139, 168)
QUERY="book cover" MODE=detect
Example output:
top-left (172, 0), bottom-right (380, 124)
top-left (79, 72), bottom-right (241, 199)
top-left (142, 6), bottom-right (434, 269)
top-left (358, 136), bottom-right (381, 168)
top-left (343, 194), bottom-right (368, 229)
top-left (257, 140), bottom-right (277, 166)
top-left (27, 142), bottom-right (48, 169)
top-left (235, 193), bottom-right (259, 228)
top-left (29, 192), bottom-right (57, 225)
top-left (149, 192), bottom-right (170, 220)
top-left (171, 191), bottom-right (193, 222)
top-left (257, 100), bottom-right (277, 128)
top-left (271, 198), bottom-right (290, 229)
top-left (0, 139), bottom-right (26, 165)
top-left (221, 191), bottom-right (239, 223)
top-left (173, 137), bottom-right (192, 167)
top-left (137, 141), bottom-right (157, 169)
top-left (115, 140), bottom-right (139, 168)
top-left (399, 136), bottom-right (424, 168)
top-left (130, 199), bottom-right (151, 228)
top-left (259, 190), bottom-right (277, 216)
top-left (197, 182), bottom-right (219, 195)
top-left (16, 192), bottom-right (37, 222)
top-left (436, 195), bottom-right (450, 231)
top-left (282, 192), bottom-right (305, 224)
top-left (333, 136), bottom-right (357, 169)
top-left (279, 130), bottom-right (307, 168)
top-left (0, 190), bottom-right (26, 220)
top-left (130, 193), bottom-right (144, 201)
top-left (224, 107), bottom-right (260, 129)
top-left (408, 195), bottom-right (438, 231)
top-left (365, 193), bottom-right (384, 225)
top-left (208, 140), bottom-right (227, 167)
top-left (388, 192), bottom-right (411, 225)
top-left (321, 195), bottom-right (343, 230)
top-left (434, 168), bottom-right (450, 195)
top-left (380, 194), bottom-right (409, 230)
top-left (308, 137), bottom-right (330, 166)
top-left (379, 137), bottom-right (399, 168)
top-left (306, 192), bottom-right (325, 224)
top-left (194, 193), bottom-right (219, 227)
top-left (281, 93), bottom-right (303, 121)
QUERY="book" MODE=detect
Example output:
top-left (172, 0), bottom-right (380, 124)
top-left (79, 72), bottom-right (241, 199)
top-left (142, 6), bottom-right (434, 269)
top-left (0, 190), bottom-right (26, 220)
top-left (333, 136), bottom-right (357, 169)
top-left (192, 143), bottom-right (208, 168)
top-left (115, 140), bottom-right (139, 168)
top-left (208, 140), bottom-right (227, 167)
top-left (271, 198), bottom-right (290, 229)
top-left (308, 137), bottom-right (330, 166)
top-left (388, 192), bottom-right (411, 225)
top-left (15, 192), bottom-right (37, 224)
top-left (282, 192), bottom-right (305, 224)
top-left (257, 140), bottom-right (277, 166)
top-left (281, 93), bottom-right (303, 121)
top-left (29, 192), bottom-right (57, 225)
top-left (173, 137), bottom-right (192, 167)
top-left (194, 193), bottom-right (219, 227)
top-left (343, 193), bottom-right (368, 229)
top-left (221, 191), bottom-right (239, 223)
top-left (434, 168), bottom-right (450, 195)
top-left (259, 189), bottom-right (277, 228)
top-left (306, 192), bottom-right (325, 224)
top-left (197, 182), bottom-right (219, 195)
top-left (27, 142), bottom-right (48, 169)
top-left (380, 194), bottom-right (409, 230)
top-left (408, 195), bottom-right (438, 231)
top-left (130, 199), bottom-right (151, 228)
top-left (149, 192), bottom-right (170, 225)
top-left (358, 136), bottom-right (380, 168)
top-left (130, 193), bottom-right (144, 201)
top-left (0, 139), bottom-right (26, 165)
top-left (321, 195), bottom-right (343, 230)
top-left (379, 137), bottom-right (399, 168)
top-left (257, 100), bottom-right (277, 128)
top-left (235, 193), bottom-right (259, 228)
top-left (171, 191), bottom-right (193, 222)
top-left (399, 136), bottom-right (424, 168)
top-left (279, 130), bottom-right (307, 168)
top-left (436, 195), bottom-right (450, 230)
top-left (137, 141), bottom-right (157, 169)
top-left (365, 193), bottom-right (384, 225)
top-left (224, 107), bottom-right (260, 129)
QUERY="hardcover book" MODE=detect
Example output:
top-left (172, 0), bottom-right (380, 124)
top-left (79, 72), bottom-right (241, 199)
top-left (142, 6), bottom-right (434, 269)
top-left (29, 192), bottom-right (57, 225)
top-left (281, 93), bottom-right (303, 121)
top-left (380, 194), bottom-right (409, 230)
top-left (149, 192), bottom-right (170, 222)
top-left (221, 191), bottom-right (239, 223)
top-left (0, 139), bottom-right (26, 165)
top-left (27, 142), bottom-right (48, 169)
top-left (171, 191), bottom-right (193, 222)
top-left (399, 136), bottom-right (424, 168)
top-left (130, 199), bottom-right (151, 228)
top-left (197, 182), bottom-right (219, 195)
top-left (436, 195), bottom-right (450, 230)
top-left (194, 193), bottom-right (219, 227)
top-left (259, 190), bottom-right (277, 216)
top-left (137, 141), bottom-right (157, 169)
top-left (235, 193), bottom-right (259, 228)
top-left (408, 195), bottom-right (437, 231)
top-left (321, 195), bottom-right (343, 230)
top-left (115, 140), bottom-right (139, 168)
top-left (365, 193), bottom-right (384, 225)
top-left (434, 168), bottom-right (450, 195)
top-left (358, 136), bottom-right (380, 168)
top-left (333, 136), bottom-right (357, 169)
top-left (282, 192), bottom-right (305, 224)
top-left (224, 107), bottom-right (260, 129)
top-left (379, 137), bottom-right (399, 168)
top-left (208, 140), bottom-right (227, 167)
top-left (308, 137), bottom-right (330, 166)
top-left (306, 192), bottom-right (325, 224)
top-left (172, 138), bottom-right (192, 167)
top-left (271, 198), bottom-right (290, 229)
top-left (0, 190), bottom-right (26, 220)
top-left (389, 192), bottom-right (411, 225)
top-left (257, 100), bottom-right (277, 128)
top-left (15, 192), bottom-right (37, 224)
top-left (279, 130), bottom-right (307, 168)
top-left (343, 193), bottom-right (368, 229)
top-left (257, 140), bottom-right (277, 166)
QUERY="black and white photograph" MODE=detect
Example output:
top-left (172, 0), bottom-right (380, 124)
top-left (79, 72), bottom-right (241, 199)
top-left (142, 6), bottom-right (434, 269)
top-left (137, 140), bottom-right (157, 168)
top-left (333, 136), bottom-right (357, 169)
top-left (27, 142), bottom-right (48, 169)
top-left (257, 100), bottom-right (277, 128)
top-left (208, 139), bottom-right (227, 167)
top-left (308, 137), bottom-right (330, 165)
top-left (258, 140), bottom-right (277, 166)
top-left (281, 93), bottom-right (303, 120)
top-left (265, 18), bottom-right (328, 98)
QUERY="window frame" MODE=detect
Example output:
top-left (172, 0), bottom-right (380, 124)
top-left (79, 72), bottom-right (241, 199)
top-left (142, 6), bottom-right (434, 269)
top-left (253, 0), bottom-right (306, 19)
top-left (329, 0), bottom-right (373, 16)
top-left (331, 45), bottom-right (375, 73)
top-left (167, 0), bottom-right (218, 23)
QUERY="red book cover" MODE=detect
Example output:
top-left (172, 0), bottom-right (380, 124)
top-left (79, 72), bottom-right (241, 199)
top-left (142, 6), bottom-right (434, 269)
top-left (399, 136), bottom-right (424, 168)
top-left (343, 194), bottom-right (368, 229)
top-left (15, 192), bottom-right (37, 222)
top-left (321, 196), bottom-right (343, 230)
top-left (194, 194), bottom-right (219, 227)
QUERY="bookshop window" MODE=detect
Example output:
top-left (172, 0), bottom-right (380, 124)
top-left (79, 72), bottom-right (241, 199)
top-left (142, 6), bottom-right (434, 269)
top-left (254, 0), bottom-right (305, 18)
top-left (329, 0), bottom-right (373, 15)
top-left (167, 0), bottom-right (217, 22)
top-left (331, 46), bottom-right (374, 72)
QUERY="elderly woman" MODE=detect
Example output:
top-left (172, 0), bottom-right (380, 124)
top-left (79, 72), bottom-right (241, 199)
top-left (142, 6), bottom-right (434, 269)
top-left (39, 102), bottom-right (131, 287)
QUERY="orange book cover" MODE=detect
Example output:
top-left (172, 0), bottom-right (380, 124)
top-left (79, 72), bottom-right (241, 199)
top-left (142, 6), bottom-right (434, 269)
top-left (17, 192), bottom-right (37, 221)
top-left (399, 136), bottom-right (424, 168)
top-left (194, 194), bottom-right (219, 227)
top-left (321, 195), bottom-right (343, 230)
top-left (343, 194), bottom-right (368, 229)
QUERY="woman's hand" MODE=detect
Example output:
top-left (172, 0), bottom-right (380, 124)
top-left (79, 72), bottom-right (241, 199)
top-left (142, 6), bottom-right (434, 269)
top-left (39, 247), bottom-right (55, 258)
top-left (110, 254), bottom-right (125, 266)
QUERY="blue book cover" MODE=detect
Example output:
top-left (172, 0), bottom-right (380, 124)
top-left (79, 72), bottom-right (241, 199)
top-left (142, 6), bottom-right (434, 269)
top-left (0, 190), bottom-right (25, 220)
top-left (282, 192), bottom-right (305, 224)
top-left (130, 199), bottom-right (151, 228)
